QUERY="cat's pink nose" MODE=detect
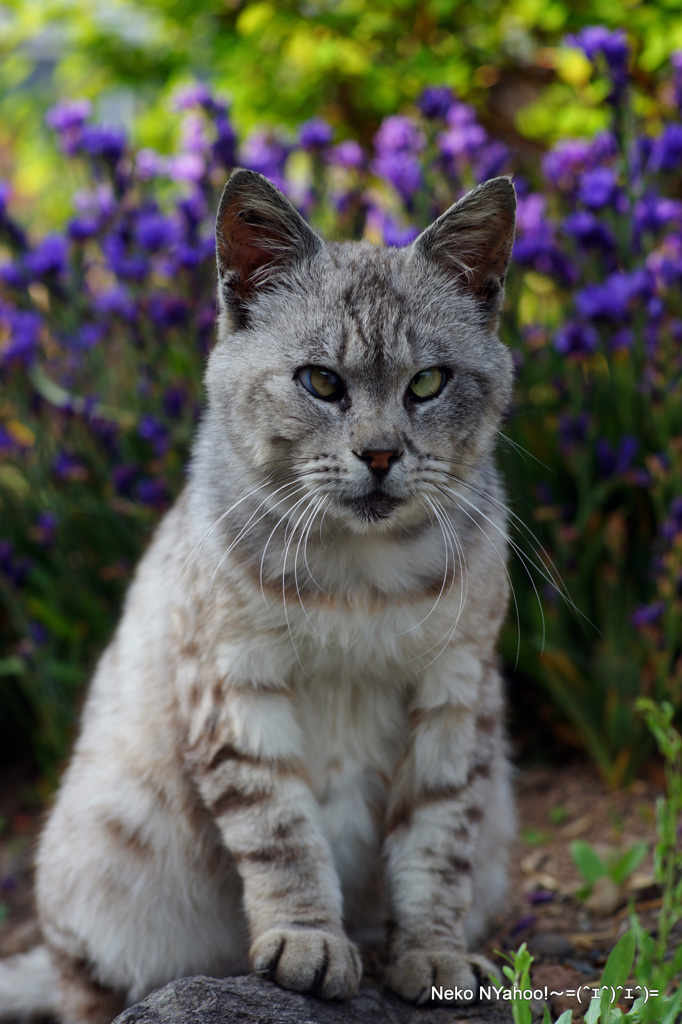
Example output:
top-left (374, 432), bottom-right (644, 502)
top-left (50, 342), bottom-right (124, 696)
top-left (355, 449), bottom-right (403, 474)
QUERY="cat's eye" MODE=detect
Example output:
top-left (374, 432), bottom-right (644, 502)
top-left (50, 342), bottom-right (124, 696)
top-left (408, 367), bottom-right (446, 401)
top-left (297, 365), bottom-right (344, 401)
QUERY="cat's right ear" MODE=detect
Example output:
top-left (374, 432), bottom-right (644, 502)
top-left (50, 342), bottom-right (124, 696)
top-left (215, 168), bottom-right (324, 328)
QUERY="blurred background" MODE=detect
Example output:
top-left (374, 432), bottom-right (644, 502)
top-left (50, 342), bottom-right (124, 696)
top-left (1, 0), bottom-right (682, 791)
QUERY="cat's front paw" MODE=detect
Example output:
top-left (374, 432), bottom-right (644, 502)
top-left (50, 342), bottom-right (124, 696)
top-left (385, 950), bottom-right (496, 1005)
top-left (251, 926), bottom-right (362, 1000)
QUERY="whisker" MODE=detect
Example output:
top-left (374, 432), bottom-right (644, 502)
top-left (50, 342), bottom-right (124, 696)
top-left (437, 483), bottom-right (542, 657)
top-left (391, 496), bottom-right (451, 638)
top-left (495, 429), bottom-right (555, 474)
top-left (259, 488), bottom-right (317, 611)
top-left (206, 480), bottom-right (307, 595)
top-left (281, 490), bottom-right (323, 673)
top-left (292, 493), bottom-right (327, 639)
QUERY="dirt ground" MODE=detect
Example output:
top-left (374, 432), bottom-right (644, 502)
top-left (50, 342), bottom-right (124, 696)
top-left (0, 759), bottom-right (673, 1022)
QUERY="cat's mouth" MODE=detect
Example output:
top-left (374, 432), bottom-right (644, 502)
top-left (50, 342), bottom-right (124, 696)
top-left (343, 490), bottom-right (401, 521)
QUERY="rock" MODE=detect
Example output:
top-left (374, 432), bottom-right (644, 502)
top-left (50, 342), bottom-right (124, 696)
top-left (114, 975), bottom-right (515, 1024)
top-left (585, 876), bottom-right (624, 918)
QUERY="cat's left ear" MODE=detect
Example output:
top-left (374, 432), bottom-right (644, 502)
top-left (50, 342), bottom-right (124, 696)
top-left (215, 168), bottom-right (324, 326)
top-left (411, 176), bottom-right (516, 319)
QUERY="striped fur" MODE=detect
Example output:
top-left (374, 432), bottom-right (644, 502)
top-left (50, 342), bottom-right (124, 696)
top-left (0, 171), bottom-right (517, 1022)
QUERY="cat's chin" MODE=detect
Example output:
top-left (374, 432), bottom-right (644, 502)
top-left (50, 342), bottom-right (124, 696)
top-left (342, 491), bottom-right (401, 522)
top-left (331, 492), bottom-right (425, 535)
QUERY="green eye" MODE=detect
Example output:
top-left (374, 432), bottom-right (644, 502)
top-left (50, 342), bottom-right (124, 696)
top-left (298, 365), bottom-right (344, 400)
top-left (408, 367), bottom-right (446, 400)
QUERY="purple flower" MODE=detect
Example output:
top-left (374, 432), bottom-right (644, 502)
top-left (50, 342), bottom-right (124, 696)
top-left (328, 140), bottom-right (365, 169)
top-left (34, 511), bottom-right (58, 546)
top-left (78, 125), bottom-right (126, 164)
top-left (438, 122), bottom-right (487, 161)
top-left (72, 324), bottom-right (104, 350)
top-left (543, 134), bottom-right (616, 190)
top-left (559, 412), bottom-right (590, 449)
top-left (213, 115), bottom-right (237, 168)
top-left (374, 116), bottom-right (425, 156)
top-left (102, 234), bottom-right (149, 282)
top-left (578, 167), bottom-right (618, 209)
top-left (177, 192), bottom-right (208, 230)
top-left (173, 82), bottom-right (213, 111)
top-left (373, 150), bottom-right (422, 202)
top-left (596, 436), bottom-right (638, 478)
top-left (137, 415), bottom-right (169, 456)
top-left (554, 322), bottom-right (599, 356)
top-left (173, 82), bottom-right (228, 116)
top-left (163, 386), bottom-right (186, 419)
top-left (0, 540), bottom-right (33, 588)
top-left (46, 99), bottom-right (92, 133)
top-left (0, 427), bottom-right (17, 456)
top-left (1, 309), bottom-right (42, 365)
top-left (68, 216), bottom-right (100, 240)
top-left (240, 133), bottom-right (290, 191)
top-left (650, 124), bottom-right (682, 172)
top-left (367, 207), bottom-right (419, 247)
top-left (527, 889), bottom-right (555, 905)
top-left (53, 451), bottom-right (87, 482)
top-left (576, 268), bottom-right (653, 321)
top-left (29, 621), bottom-right (49, 646)
top-left (113, 464), bottom-right (139, 498)
top-left (167, 153), bottom-right (205, 183)
top-left (134, 212), bottom-right (177, 251)
top-left (148, 294), bottom-right (188, 328)
top-left (94, 285), bottom-right (136, 321)
top-left (417, 86), bottom-right (456, 119)
top-left (475, 140), bottom-right (510, 181)
top-left (135, 478), bottom-right (169, 506)
top-left (568, 27), bottom-right (629, 89)
top-left (136, 149), bottom-right (165, 180)
top-left (180, 114), bottom-right (210, 156)
top-left (634, 194), bottom-right (682, 238)
top-left (299, 118), bottom-right (334, 150)
top-left (563, 211), bottom-right (615, 253)
top-left (631, 601), bottom-right (665, 628)
top-left (24, 235), bottom-right (68, 278)
top-left (0, 262), bottom-right (28, 288)
top-left (610, 327), bottom-right (634, 351)
top-left (509, 913), bottom-right (536, 937)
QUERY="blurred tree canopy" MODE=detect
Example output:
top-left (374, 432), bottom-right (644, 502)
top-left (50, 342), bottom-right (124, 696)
top-left (3, 0), bottom-right (682, 227)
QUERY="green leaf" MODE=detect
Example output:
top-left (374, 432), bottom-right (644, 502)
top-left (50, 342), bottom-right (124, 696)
top-left (0, 657), bottom-right (26, 677)
top-left (554, 1011), bottom-right (574, 1024)
top-left (661, 985), bottom-right (682, 1024)
top-left (571, 839), bottom-right (608, 886)
top-left (585, 998), bottom-right (602, 1024)
top-left (601, 930), bottom-right (636, 991)
top-left (599, 930), bottom-right (636, 1022)
top-left (611, 841), bottom-right (649, 885)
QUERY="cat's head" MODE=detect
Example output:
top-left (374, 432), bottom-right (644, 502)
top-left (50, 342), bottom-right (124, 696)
top-left (205, 169), bottom-right (515, 535)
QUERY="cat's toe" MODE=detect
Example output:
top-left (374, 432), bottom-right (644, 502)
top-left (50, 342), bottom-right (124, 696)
top-left (251, 927), bottom-right (361, 1000)
top-left (385, 950), bottom-right (481, 1005)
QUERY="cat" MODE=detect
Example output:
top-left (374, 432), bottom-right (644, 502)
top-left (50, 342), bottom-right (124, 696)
top-left (0, 168), bottom-right (516, 1024)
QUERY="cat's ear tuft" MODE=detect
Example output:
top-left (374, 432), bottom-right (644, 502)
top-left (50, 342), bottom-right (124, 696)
top-left (215, 168), bottom-right (324, 326)
top-left (412, 177), bottom-right (516, 317)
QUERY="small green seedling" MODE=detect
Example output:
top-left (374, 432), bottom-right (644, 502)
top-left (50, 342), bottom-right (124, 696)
top-left (570, 838), bottom-right (648, 900)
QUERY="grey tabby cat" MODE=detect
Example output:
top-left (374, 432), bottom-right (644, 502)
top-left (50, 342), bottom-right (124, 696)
top-left (0, 169), bottom-right (516, 1024)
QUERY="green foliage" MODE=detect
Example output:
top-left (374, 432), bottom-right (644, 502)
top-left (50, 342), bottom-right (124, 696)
top-left (571, 839), bottom-right (648, 898)
top-left (499, 942), bottom-right (534, 1024)
top-left (4, 0), bottom-right (682, 227)
top-left (505, 704), bottom-right (682, 1024)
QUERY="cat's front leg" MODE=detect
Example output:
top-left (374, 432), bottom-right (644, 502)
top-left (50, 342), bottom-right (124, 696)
top-left (383, 651), bottom-right (505, 1004)
top-left (184, 679), bottom-right (361, 1000)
